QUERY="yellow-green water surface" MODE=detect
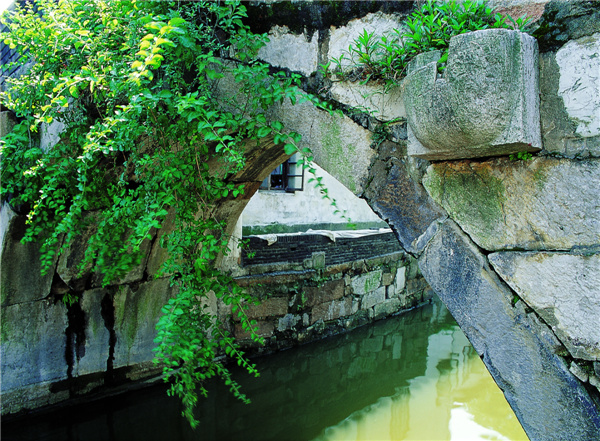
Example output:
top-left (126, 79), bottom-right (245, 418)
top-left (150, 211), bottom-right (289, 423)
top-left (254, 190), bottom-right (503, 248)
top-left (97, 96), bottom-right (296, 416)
top-left (2, 298), bottom-right (528, 441)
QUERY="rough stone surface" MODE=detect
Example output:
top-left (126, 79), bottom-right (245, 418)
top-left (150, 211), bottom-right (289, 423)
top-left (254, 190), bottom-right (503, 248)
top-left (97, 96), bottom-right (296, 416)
top-left (74, 289), bottom-right (111, 376)
top-left (374, 298), bottom-right (401, 319)
top-left (404, 29), bottom-right (541, 160)
top-left (419, 220), bottom-right (600, 440)
top-left (489, 251), bottom-right (600, 360)
top-left (245, 296), bottom-right (288, 319)
top-left (351, 270), bottom-right (382, 295)
top-left (364, 157), bottom-right (447, 255)
top-left (1, 209), bottom-right (56, 307)
top-left (555, 33), bottom-right (600, 138)
top-left (311, 296), bottom-right (353, 324)
top-left (268, 99), bottom-right (374, 195)
top-left (329, 81), bottom-right (405, 121)
top-left (0, 299), bottom-right (68, 392)
top-left (534, 0), bottom-right (600, 52)
top-left (361, 286), bottom-right (386, 310)
top-left (258, 25), bottom-right (319, 76)
top-left (423, 157), bottom-right (600, 251)
top-left (328, 12), bottom-right (402, 70)
top-left (113, 279), bottom-right (177, 368)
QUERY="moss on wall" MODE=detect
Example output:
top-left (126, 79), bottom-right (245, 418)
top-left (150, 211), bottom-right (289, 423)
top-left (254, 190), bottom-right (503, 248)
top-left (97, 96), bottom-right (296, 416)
top-left (423, 162), bottom-right (506, 241)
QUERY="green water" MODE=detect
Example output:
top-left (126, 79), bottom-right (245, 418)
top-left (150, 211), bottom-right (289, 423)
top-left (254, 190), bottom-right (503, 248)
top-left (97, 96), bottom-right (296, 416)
top-left (2, 298), bottom-right (528, 441)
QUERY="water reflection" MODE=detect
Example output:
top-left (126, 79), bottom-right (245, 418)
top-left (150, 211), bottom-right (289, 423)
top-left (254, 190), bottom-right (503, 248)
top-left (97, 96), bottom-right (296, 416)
top-left (2, 298), bottom-right (528, 441)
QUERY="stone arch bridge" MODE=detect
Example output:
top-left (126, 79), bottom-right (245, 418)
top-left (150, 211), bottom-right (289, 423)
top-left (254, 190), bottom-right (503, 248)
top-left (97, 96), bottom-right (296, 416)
top-left (1, 2), bottom-right (599, 439)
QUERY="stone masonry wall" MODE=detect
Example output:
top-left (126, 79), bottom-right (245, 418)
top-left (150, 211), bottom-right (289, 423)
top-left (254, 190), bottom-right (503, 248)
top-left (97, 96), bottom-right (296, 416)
top-left (233, 247), bottom-right (432, 355)
top-left (2, 2), bottom-right (600, 438)
top-left (244, 1), bottom-right (600, 439)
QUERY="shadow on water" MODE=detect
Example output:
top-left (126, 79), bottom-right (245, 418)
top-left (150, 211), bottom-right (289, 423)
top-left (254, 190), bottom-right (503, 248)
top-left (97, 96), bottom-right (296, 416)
top-left (2, 297), bottom-right (527, 441)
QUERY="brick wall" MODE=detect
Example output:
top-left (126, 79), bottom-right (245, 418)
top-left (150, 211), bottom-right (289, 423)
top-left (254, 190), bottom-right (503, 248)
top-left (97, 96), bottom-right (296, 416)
top-left (241, 231), bottom-right (402, 267)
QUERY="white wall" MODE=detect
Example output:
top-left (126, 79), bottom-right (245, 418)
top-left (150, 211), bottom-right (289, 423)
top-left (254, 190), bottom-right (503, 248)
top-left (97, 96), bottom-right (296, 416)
top-left (241, 161), bottom-right (385, 234)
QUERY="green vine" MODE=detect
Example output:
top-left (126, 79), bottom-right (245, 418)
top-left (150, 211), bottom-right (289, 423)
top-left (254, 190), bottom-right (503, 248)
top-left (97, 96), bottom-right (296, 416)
top-left (321, 0), bottom-right (532, 84)
top-left (0, 0), bottom-right (336, 428)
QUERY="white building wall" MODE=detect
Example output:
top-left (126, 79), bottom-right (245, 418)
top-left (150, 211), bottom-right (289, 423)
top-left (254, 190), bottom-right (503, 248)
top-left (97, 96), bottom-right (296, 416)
top-left (241, 162), bottom-right (386, 235)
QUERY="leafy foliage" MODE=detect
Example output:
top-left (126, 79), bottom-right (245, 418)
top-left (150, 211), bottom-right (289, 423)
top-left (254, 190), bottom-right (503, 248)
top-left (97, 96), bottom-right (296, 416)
top-left (322, 0), bottom-right (532, 83)
top-left (0, 0), bottom-right (324, 428)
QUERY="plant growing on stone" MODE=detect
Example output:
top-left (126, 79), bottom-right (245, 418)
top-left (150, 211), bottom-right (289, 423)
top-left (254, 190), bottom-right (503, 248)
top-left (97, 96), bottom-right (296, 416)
top-left (0, 0), bottom-right (332, 428)
top-left (323, 0), bottom-right (532, 83)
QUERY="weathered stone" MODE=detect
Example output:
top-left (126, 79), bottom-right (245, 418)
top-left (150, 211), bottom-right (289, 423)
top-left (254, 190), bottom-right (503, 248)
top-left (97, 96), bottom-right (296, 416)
top-left (489, 251), bottom-right (600, 361)
top-left (311, 296), bottom-right (352, 324)
top-left (419, 220), bottom-right (600, 440)
top-left (0, 299), bottom-right (68, 392)
top-left (570, 361), bottom-right (589, 383)
top-left (56, 214), bottom-right (98, 291)
top-left (423, 157), bottom-right (600, 251)
top-left (113, 279), bottom-right (177, 368)
top-left (258, 25), bottom-right (319, 76)
top-left (268, 99), bottom-right (374, 195)
top-left (381, 272), bottom-right (393, 286)
top-left (235, 320), bottom-right (274, 340)
top-left (312, 251), bottom-right (326, 270)
top-left (364, 159), bottom-right (447, 255)
top-left (73, 289), bottom-right (112, 376)
top-left (278, 313), bottom-right (301, 331)
top-left (374, 298), bottom-right (401, 319)
top-left (329, 81), bottom-right (405, 121)
top-left (1, 207), bottom-right (56, 306)
top-left (394, 266), bottom-right (406, 294)
top-left (351, 270), bottom-right (382, 295)
top-left (404, 29), bottom-right (541, 160)
top-left (361, 286), bottom-right (385, 310)
top-left (328, 12), bottom-right (402, 71)
top-left (555, 33), bottom-right (600, 138)
top-left (245, 296), bottom-right (288, 319)
top-left (534, 0), bottom-right (600, 52)
top-left (304, 279), bottom-right (345, 307)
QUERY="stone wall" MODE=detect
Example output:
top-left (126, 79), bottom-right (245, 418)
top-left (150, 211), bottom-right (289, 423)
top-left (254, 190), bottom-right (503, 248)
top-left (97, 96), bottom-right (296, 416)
top-left (245, 1), bottom-right (600, 439)
top-left (233, 244), bottom-right (432, 355)
top-left (2, 1), bottom-right (600, 438)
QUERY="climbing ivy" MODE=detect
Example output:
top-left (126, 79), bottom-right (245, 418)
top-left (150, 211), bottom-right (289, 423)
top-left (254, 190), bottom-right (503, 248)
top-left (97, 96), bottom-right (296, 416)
top-left (322, 0), bottom-right (532, 83)
top-left (0, 0), bottom-right (331, 428)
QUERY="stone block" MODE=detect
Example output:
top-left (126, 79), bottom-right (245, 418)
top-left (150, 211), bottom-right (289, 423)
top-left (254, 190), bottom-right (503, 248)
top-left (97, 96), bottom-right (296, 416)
top-left (245, 296), bottom-right (288, 319)
top-left (278, 313), bottom-right (301, 332)
top-left (73, 288), bottom-right (111, 376)
top-left (113, 279), bottom-right (177, 368)
top-left (394, 266), bottom-right (406, 293)
top-left (570, 361), bottom-right (589, 383)
top-left (404, 29), bottom-right (541, 160)
top-left (1, 206), bottom-right (56, 306)
top-left (364, 159), bottom-right (447, 255)
top-left (382, 272), bottom-right (394, 286)
top-left (351, 270), bottom-right (382, 295)
top-left (374, 298), bottom-right (401, 319)
top-left (555, 33), bottom-right (600, 138)
top-left (258, 25), bottom-right (319, 76)
top-left (361, 286), bottom-right (386, 310)
top-left (419, 220), bottom-right (600, 440)
top-left (235, 320), bottom-right (274, 340)
top-left (0, 299), bottom-right (68, 392)
top-left (329, 81), bottom-right (405, 121)
top-left (490, 251), bottom-right (600, 360)
top-left (328, 12), bottom-right (402, 71)
top-left (423, 157), bottom-right (600, 251)
top-left (304, 279), bottom-right (345, 307)
top-left (311, 296), bottom-right (352, 324)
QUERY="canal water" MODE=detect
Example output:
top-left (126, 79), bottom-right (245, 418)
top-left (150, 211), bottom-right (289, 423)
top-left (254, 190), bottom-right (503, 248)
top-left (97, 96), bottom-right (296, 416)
top-left (2, 298), bottom-right (528, 441)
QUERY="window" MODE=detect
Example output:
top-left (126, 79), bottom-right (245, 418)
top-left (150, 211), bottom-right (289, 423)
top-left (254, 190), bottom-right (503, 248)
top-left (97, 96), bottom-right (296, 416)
top-left (260, 153), bottom-right (304, 192)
